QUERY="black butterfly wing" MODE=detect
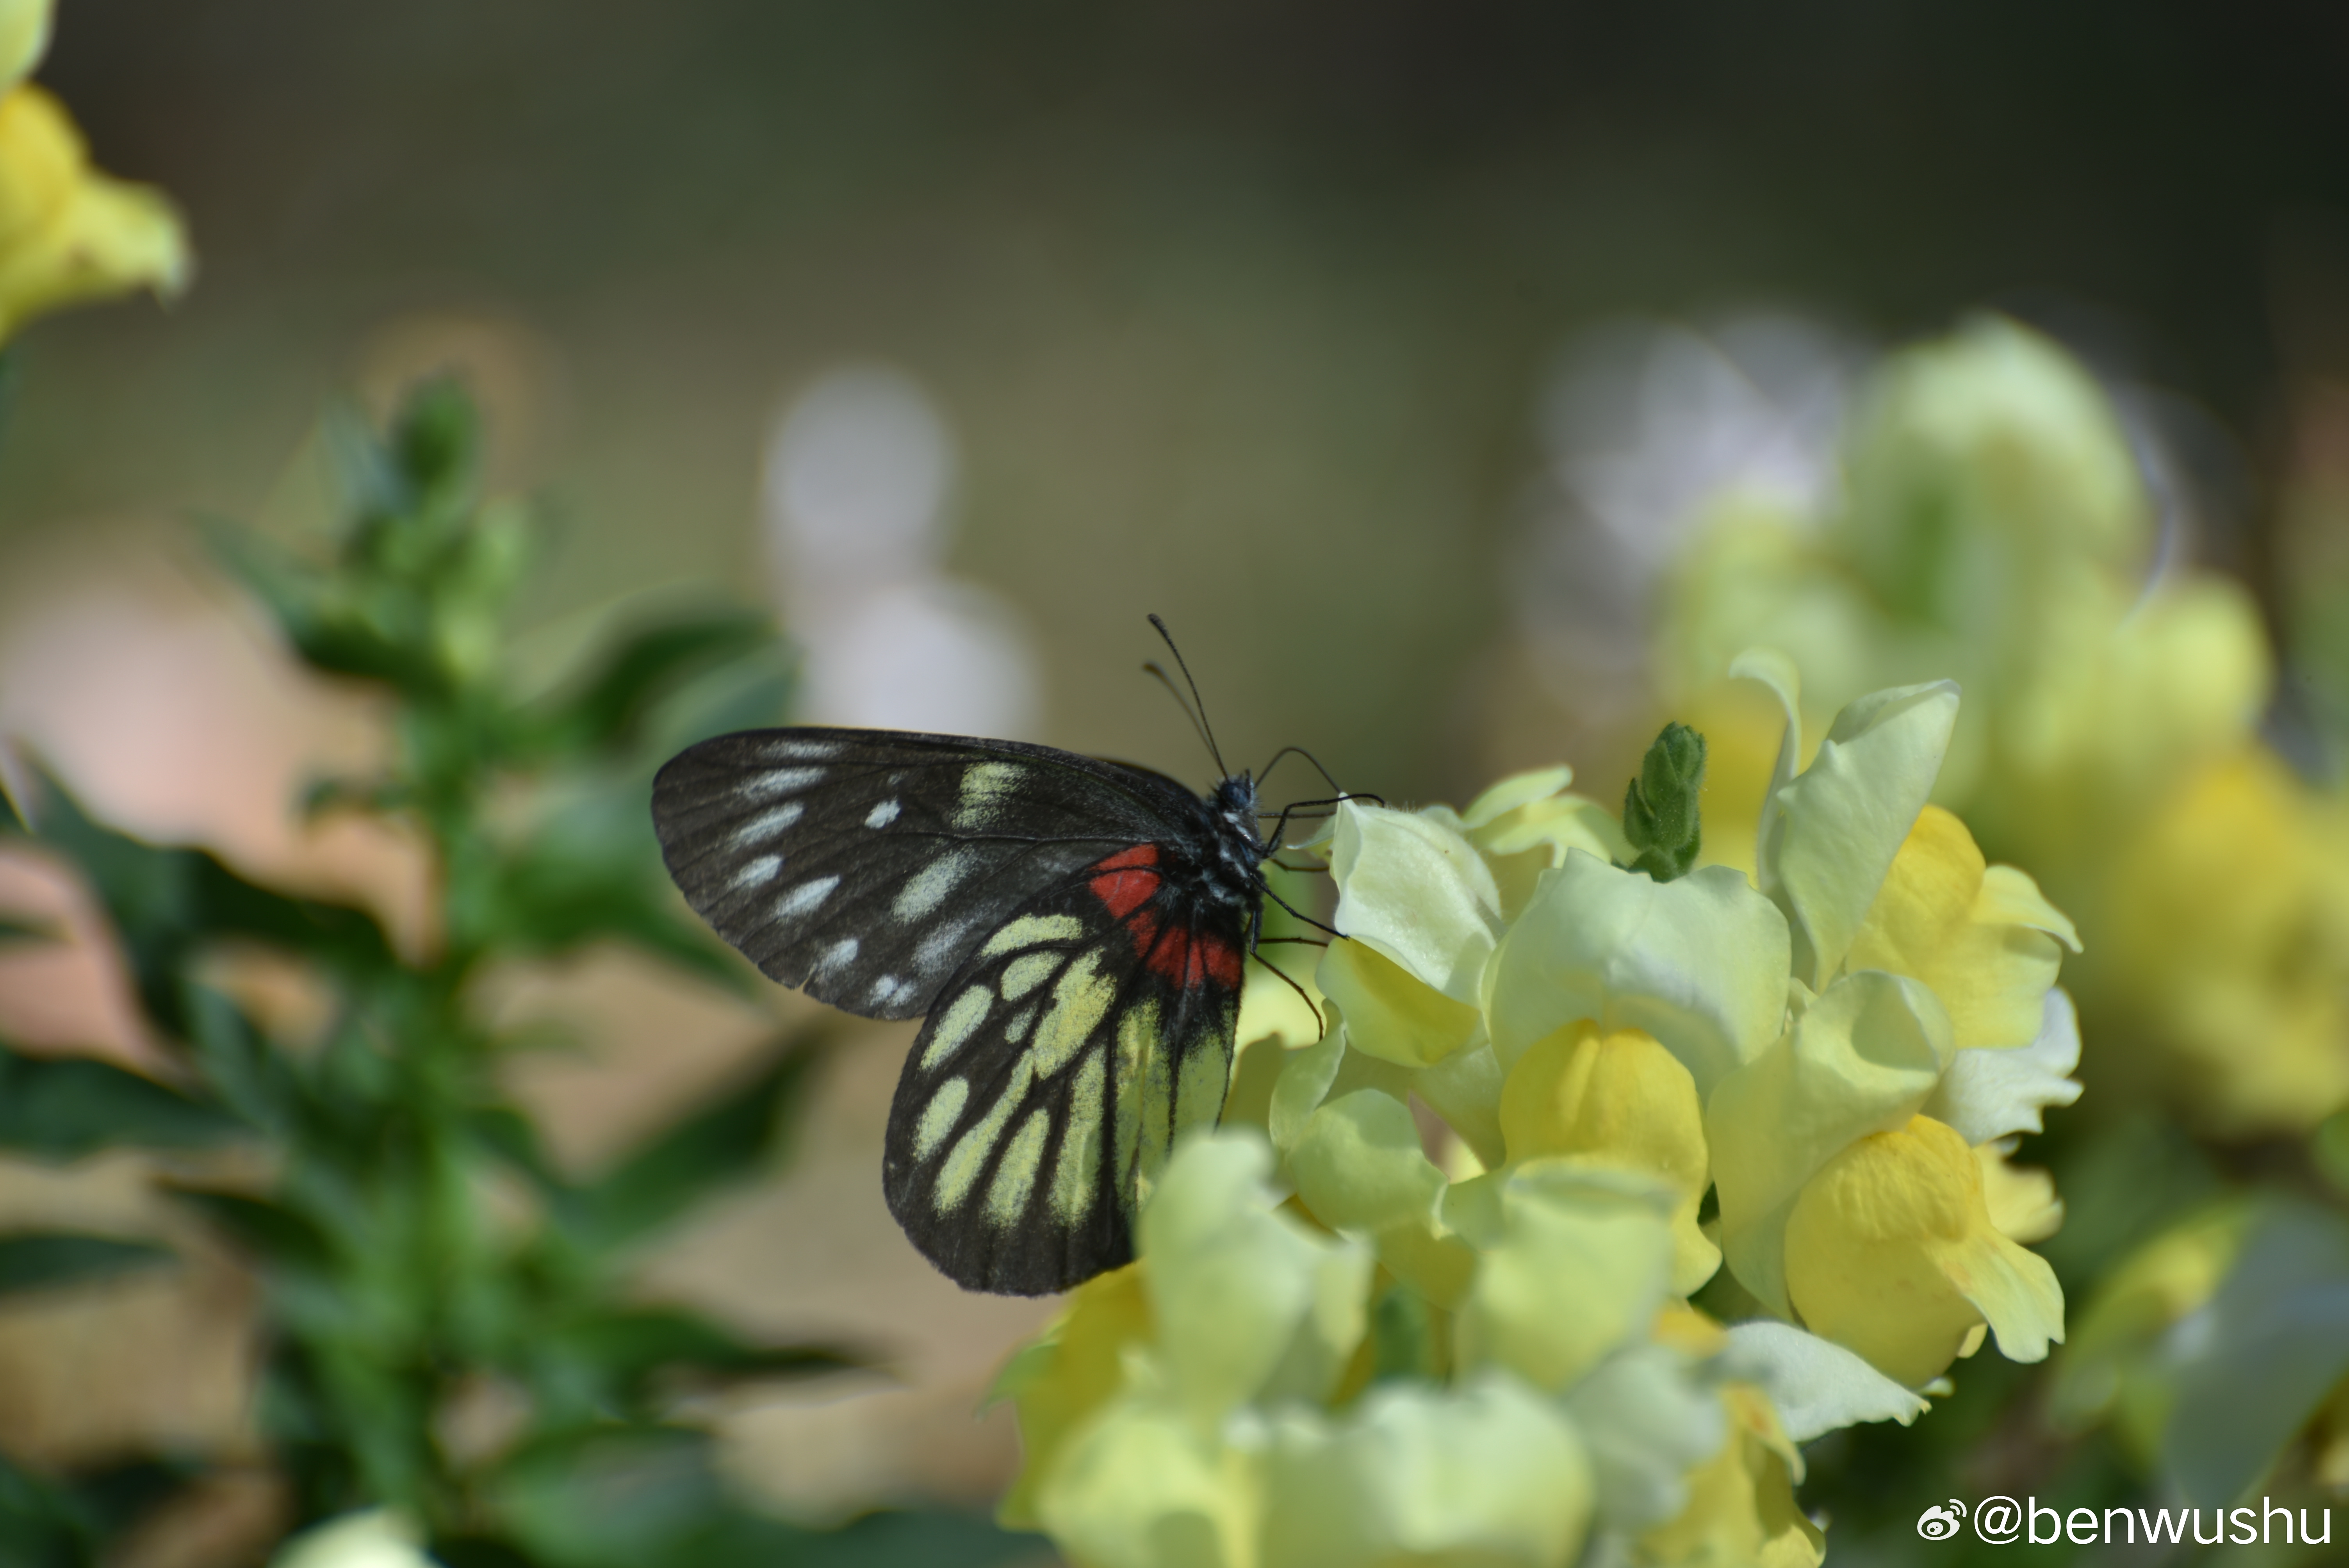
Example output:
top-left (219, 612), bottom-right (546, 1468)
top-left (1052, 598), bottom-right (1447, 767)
top-left (651, 727), bottom-right (1199, 1021)
top-left (880, 843), bottom-right (1249, 1295)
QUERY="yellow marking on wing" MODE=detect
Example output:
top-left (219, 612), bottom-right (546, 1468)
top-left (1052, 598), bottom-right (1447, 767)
top-left (914, 1078), bottom-right (970, 1160)
top-left (954, 762), bottom-right (1026, 829)
top-left (1000, 951), bottom-right (1060, 1001)
top-left (1115, 996), bottom-right (1162, 1219)
top-left (1030, 948), bottom-right (1114, 1077)
top-left (982, 914), bottom-right (1085, 956)
top-left (986, 1108), bottom-right (1053, 1226)
top-left (934, 1062), bottom-right (1031, 1214)
top-left (1052, 1048), bottom-right (1107, 1226)
top-left (1005, 1006), bottom-right (1036, 1044)
top-left (894, 849), bottom-right (979, 920)
top-left (1174, 1017), bottom-right (1236, 1148)
top-left (919, 984), bottom-right (993, 1071)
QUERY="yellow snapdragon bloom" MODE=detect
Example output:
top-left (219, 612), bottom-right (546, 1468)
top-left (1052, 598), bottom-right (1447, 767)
top-left (1656, 316), bottom-right (2346, 1136)
top-left (1004, 686), bottom-right (2078, 1564)
top-left (0, 0), bottom-right (189, 345)
top-left (1707, 655), bottom-right (2074, 1383)
top-left (1002, 1134), bottom-right (1626, 1568)
top-left (2097, 750), bottom-right (2349, 1133)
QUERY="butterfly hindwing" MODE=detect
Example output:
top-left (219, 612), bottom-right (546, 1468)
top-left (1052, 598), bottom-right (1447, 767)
top-left (651, 722), bottom-right (1270, 1295)
top-left (652, 728), bottom-right (1203, 1021)
top-left (881, 844), bottom-right (1248, 1295)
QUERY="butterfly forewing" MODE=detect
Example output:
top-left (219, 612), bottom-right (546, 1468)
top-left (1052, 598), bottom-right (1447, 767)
top-left (882, 845), bottom-right (1248, 1294)
top-left (652, 729), bottom-right (1198, 1021)
top-left (651, 723), bottom-right (1269, 1295)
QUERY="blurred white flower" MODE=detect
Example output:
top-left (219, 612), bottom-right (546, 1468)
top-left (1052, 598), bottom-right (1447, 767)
top-left (271, 1509), bottom-right (440, 1568)
top-left (762, 364), bottom-right (1041, 738)
top-left (1510, 314), bottom-right (1864, 712)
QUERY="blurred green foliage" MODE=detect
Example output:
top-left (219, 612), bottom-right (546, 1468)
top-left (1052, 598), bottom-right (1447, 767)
top-left (0, 384), bottom-right (1039, 1567)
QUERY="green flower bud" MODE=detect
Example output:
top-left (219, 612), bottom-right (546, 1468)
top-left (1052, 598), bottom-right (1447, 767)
top-left (1623, 722), bottom-right (1707, 882)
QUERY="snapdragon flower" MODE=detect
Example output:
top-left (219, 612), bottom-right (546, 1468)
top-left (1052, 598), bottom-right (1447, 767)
top-left (1653, 317), bottom-right (2349, 1137)
top-left (0, 0), bottom-right (189, 345)
top-left (996, 669), bottom-right (2080, 1567)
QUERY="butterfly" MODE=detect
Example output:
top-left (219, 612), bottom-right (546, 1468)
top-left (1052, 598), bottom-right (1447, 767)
top-left (649, 627), bottom-right (1347, 1295)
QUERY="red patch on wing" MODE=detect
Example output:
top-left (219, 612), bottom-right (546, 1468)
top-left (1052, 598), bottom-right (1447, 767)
top-left (1089, 844), bottom-right (1244, 991)
top-left (1142, 923), bottom-right (1244, 990)
top-left (1088, 844), bottom-right (1161, 920)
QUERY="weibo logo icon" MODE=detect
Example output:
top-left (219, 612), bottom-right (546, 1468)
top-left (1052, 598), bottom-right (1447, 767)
top-left (1917, 1500), bottom-right (1967, 1540)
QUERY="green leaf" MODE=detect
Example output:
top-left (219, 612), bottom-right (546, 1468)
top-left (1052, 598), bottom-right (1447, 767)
top-left (168, 1188), bottom-right (337, 1276)
top-left (563, 1034), bottom-right (831, 1254)
top-left (490, 1425), bottom-right (729, 1568)
top-left (179, 985), bottom-right (298, 1132)
top-left (0, 1041), bottom-right (245, 1159)
top-left (529, 609), bottom-right (776, 759)
top-left (207, 525), bottom-right (445, 694)
top-left (0, 1232), bottom-right (175, 1298)
top-left (1621, 722), bottom-right (1707, 883)
top-left (10, 763), bottom-right (396, 1037)
top-left (0, 913), bottom-right (55, 945)
top-left (2162, 1201), bottom-right (2349, 1507)
top-left (548, 1307), bottom-right (860, 1393)
top-left (0, 1451), bottom-right (192, 1568)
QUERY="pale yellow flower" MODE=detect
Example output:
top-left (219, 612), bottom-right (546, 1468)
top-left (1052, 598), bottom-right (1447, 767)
top-left (1498, 1020), bottom-right (1718, 1293)
top-left (0, 1), bottom-right (189, 345)
top-left (1781, 1114), bottom-right (2063, 1387)
top-left (2094, 750), bottom-right (2349, 1133)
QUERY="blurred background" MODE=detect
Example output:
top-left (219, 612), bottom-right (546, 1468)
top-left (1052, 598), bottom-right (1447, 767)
top-left (9, 0), bottom-right (2349, 793)
top-left (5, 1), bottom-right (2349, 1564)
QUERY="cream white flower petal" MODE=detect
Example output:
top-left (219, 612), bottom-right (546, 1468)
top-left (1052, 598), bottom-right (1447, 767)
top-left (1260, 1372), bottom-right (1594, 1568)
top-left (1457, 1162), bottom-right (1678, 1391)
top-left (1730, 644), bottom-right (1806, 855)
top-left (1463, 764), bottom-right (1576, 828)
top-left (1561, 1344), bottom-right (1731, 1532)
top-left (1486, 850), bottom-right (1791, 1098)
top-left (1034, 1393), bottom-right (1255, 1568)
top-left (1923, 988), bottom-right (2084, 1146)
top-left (1763, 680), bottom-right (1961, 987)
top-left (272, 1511), bottom-right (441, 1568)
top-left (1707, 969), bottom-right (1953, 1316)
top-left (1330, 800), bottom-right (1505, 1003)
top-left (1139, 1131), bottom-right (1372, 1420)
top-left (0, 0), bottom-right (49, 89)
top-left (1722, 1321), bottom-right (1931, 1443)
top-left (1269, 1022), bottom-right (1348, 1153)
top-left (1412, 1039), bottom-right (1507, 1171)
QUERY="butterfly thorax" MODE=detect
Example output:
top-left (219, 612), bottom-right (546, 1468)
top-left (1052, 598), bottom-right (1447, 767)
top-left (1194, 772), bottom-right (1266, 910)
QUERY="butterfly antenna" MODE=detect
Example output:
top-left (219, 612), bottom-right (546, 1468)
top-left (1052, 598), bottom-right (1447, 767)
top-left (1147, 614), bottom-right (1230, 777)
top-left (1257, 744), bottom-right (1346, 798)
top-left (1143, 660), bottom-right (1221, 771)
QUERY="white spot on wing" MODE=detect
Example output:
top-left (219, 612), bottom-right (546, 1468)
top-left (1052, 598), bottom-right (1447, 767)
top-left (818, 936), bottom-right (860, 972)
top-left (742, 767), bottom-right (826, 801)
top-left (732, 854), bottom-right (782, 890)
top-left (913, 917), bottom-right (977, 976)
top-left (775, 875), bottom-right (839, 919)
top-left (729, 801), bottom-right (805, 848)
top-left (865, 799), bottom-right (902, 829)
top-left (767, 738), bottom-right (842, 761)
top-left (892, 850), bottom-right (979, 920)
top-left (870, 973), bottom-right (911, 1007)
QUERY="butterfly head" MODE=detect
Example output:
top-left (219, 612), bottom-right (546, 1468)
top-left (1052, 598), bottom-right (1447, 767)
top-left (1208, 770), bottom-right (1267, 887)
